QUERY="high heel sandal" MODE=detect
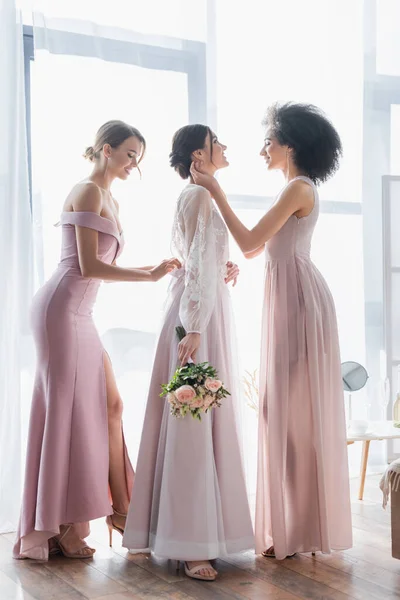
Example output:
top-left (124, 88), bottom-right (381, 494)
top-left (106, 506), bottom-right (127, 547)
top-left (48, 537), bottom-right (61, 556)
top-left (176, 559), bottom-right (217, 581)
top-left (262, 546), bottom-right (296, 559)
top-left (262, 547), bottom-right (315, 558)
top-left (54, 525), bottom-right (96, 559)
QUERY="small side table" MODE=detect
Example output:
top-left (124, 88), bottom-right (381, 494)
top-left (347, 421), bottom-right (400, 500)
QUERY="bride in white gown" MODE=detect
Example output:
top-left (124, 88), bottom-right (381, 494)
top-left (122, 125), bottom-right (254, 581)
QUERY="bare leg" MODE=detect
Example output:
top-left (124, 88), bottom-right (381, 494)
top-left (104, 353), bottom-right (130, 526)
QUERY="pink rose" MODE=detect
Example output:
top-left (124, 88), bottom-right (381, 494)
top-left (205, 378), bottom-right (222, 393)
top-left (203, 394), bottom-right (214, 409)
top-left (175, 385), bottom-right (197, 404)
top-left (167, 392), bottom-right (176, 405)
top-left (190, 396), bottom-right (204, 409)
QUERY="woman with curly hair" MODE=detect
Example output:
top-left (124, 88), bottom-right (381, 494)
top-left (191, 103), bottom-right (353, 560)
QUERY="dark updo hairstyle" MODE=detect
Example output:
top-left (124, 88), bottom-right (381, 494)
top-left (83, 120), bottom-right (146, 163)
top-left (169, 124), bottom-right (213, 179)
top-left (263, 102), bottom-right (342, 184)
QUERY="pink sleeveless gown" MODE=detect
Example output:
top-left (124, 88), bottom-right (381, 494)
top-left (13, 211), bottom-right (134, 560)
top-left (255, 176), bottom-right (353, 559)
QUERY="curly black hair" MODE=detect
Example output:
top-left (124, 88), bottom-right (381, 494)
top-left (169, 124), bottom-right (213, 179)
top-left (263, 102), bottom-right (342, 184)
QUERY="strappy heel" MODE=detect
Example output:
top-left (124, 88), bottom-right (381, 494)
top-left (48, 537), bottom-right (61, 556)
top-left (262, 546), bottom-right (296, 559)
top-left (175, 559), bottom-right (217, 581)
top-left (106, 506), bottom-right (127, 547)
top-left (54, 525), bottom-right (95, 559)
top-left (262, 547), bottom-right (316, 558)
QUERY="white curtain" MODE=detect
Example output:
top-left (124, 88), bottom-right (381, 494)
top-left (0, 0), bottom-right (34, 533)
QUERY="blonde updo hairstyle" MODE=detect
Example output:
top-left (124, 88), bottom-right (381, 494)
top-left (83, 120), bottom-right (146, 166)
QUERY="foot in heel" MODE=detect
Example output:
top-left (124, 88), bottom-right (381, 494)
top-left (184, 560), bottom-right (217, 581)
top-left (106, 506), bottom-right (127, 546)
top-left (262, 546), bottom-right (296, 559)
top-left (111, 506), bottom-right (126, 533)
top-left (54, 525), bottom-right (95, 559)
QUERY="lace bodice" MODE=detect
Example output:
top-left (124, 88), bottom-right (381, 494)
top-left (171, 184), bottom-right (229, 334)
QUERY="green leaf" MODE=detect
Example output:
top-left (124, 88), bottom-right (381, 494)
top-left (176, 326), bottom-right (187, 342)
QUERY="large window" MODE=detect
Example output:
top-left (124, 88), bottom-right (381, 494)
top-left (23, 0), bottom-right (400, 475)
top-left (24, 19), bottom-right (208, 464)
top-left (215, 0), bottom-right (366, 377)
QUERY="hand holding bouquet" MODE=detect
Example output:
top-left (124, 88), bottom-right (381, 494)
top-left (160, 327), bottom-right (230, 420)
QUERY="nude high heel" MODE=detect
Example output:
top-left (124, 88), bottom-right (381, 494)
top-left (54, 525), bottom-right (95, 558)
top-left (106, 506), bottom-right (126, 547)
top-left (175, 560), bottom-right (217, 581)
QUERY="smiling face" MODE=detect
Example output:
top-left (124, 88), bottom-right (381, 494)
top-left (260, 130), bottom-right (289, 172)
top-left (104, 135), bottom-right (144, 180)
top-left (192, 131), bottom-right (229, 174)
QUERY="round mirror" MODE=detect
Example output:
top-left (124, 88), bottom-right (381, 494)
top-left (341, 361), bottom-right (368, 392)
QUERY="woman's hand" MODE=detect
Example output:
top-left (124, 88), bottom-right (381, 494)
top-left (190, 161), bottom-right (221, 197)
top-left (150, 258), bottom-right (181, 282)
top-left (178, 333), bottom-right (201, 365)
top-left (225, 261), bottom-right (239, 287)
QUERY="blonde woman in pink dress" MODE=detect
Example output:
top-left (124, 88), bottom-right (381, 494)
top-left (123, 125), bottom-right (254, 581)
top-left (191, 103), bottom-right (353, 560)
top-left (13, 121), bottom-right (180, 561)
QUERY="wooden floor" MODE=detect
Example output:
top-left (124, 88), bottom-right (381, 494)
top-left (1, 475), bottom-right (400, 600)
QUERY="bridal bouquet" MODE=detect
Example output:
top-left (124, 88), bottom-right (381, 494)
top-left (160, 326), bottom-right (230, 421)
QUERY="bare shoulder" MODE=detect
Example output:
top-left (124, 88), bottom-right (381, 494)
top-left (278, 178), bottom-right (314, 212)
top-left (285, 178), bottom-right (314, 198)
top-left (66, 182), bottom-right (103, 214)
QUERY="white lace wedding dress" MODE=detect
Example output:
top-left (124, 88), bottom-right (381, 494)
top-left (122, 183), bottom-right (254, 560)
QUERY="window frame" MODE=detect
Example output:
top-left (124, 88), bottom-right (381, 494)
top-left (22, 22), bottom-right (207, 208)
top-left (362, 0), bottom-right (400, 428)
top-left (23, 26), bottom-right (34, 209)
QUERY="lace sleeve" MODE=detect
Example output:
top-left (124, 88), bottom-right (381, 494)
top-left (179, 187), bottom-right (218, 334)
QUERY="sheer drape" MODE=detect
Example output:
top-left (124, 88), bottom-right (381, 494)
top-left (0, 0), bottom-right (34, 533)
